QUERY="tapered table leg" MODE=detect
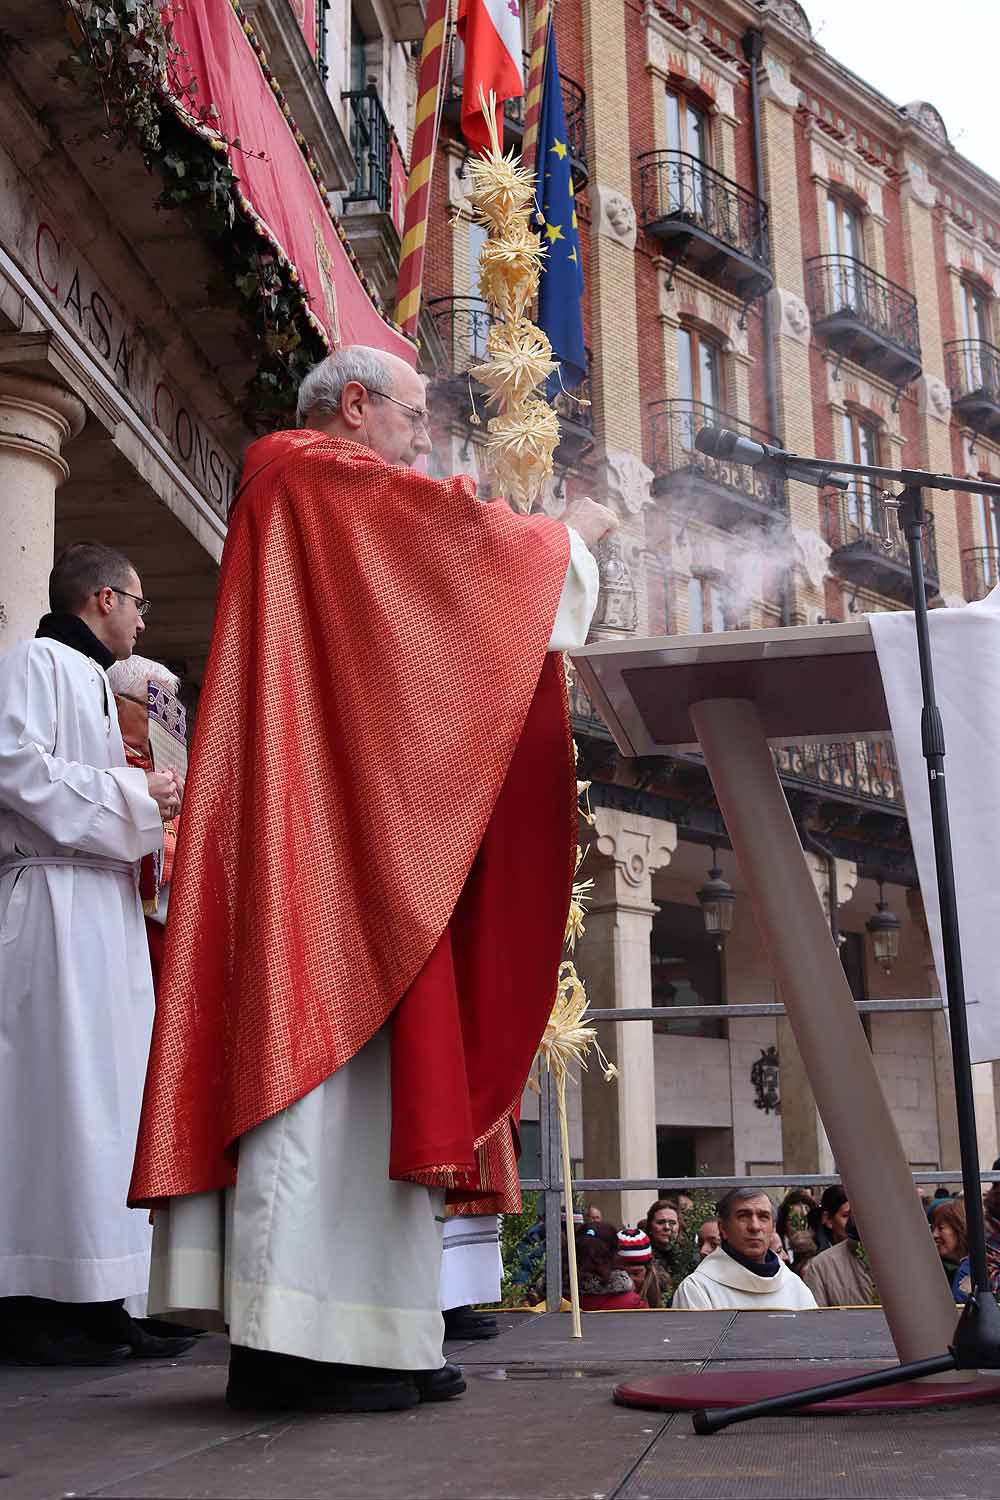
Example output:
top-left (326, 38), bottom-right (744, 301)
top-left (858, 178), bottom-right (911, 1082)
top-left (689, 697), bottom-right (959, 1368)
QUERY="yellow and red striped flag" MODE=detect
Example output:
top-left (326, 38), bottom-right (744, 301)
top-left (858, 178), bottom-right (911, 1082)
top-left (520, 0), bottom-right (550, 166)
top-left (395, 0), bottom-right (452, 337)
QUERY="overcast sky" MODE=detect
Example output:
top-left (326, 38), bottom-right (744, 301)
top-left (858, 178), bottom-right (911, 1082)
top-left (804, 0), bottom-right (998, 183)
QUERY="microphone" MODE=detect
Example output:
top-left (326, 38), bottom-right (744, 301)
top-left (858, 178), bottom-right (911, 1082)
top-left (695, 425), bottom-right (850, 490)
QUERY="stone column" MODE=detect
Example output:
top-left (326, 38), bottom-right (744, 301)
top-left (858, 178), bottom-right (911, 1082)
top-left (907, 888), bottom-right (959, 1180)
top-left (0, 372), bottom-right (85, 652)
top-left (778, 854), bottom-right (857, 1174)
top-left (577, 806), bottom-right (677, 1226)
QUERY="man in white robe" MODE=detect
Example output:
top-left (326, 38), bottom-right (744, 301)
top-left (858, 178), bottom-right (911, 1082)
top-left (672, 1190), bottom-right (817, 1312)
top-left (140, 346), bottom-right (612, 1414)
top-left (0, 542), bottom-right (192, 1365)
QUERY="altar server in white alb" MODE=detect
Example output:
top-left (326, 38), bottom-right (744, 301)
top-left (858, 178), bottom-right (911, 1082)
top-left (0, 542), bottom-right (193, 1366)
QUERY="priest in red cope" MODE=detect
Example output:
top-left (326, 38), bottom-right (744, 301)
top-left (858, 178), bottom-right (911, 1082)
top-left (129, 345), bottom-right (615, 1413)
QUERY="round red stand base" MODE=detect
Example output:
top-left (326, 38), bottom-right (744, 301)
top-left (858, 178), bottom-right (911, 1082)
top-left (614, 1367), bottom-right (1000, 1414)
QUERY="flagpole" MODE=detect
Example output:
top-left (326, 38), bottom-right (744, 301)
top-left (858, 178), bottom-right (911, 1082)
top-left (394, 0), bottom-right (453, 337)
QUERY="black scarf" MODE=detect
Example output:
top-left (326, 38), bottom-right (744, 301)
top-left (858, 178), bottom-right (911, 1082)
top-left (720, 1240), bottom-right (782, 1278)
top-left (36, 612), bottom-right (115, 672)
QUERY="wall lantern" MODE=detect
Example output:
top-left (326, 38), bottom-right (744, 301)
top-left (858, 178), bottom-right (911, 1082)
top-left (866, 878), bottom-right (901, 972)
top-left (751, 1045), bottom-right (781, 1115)
top-left (697, 847), bottom-right (736, 949)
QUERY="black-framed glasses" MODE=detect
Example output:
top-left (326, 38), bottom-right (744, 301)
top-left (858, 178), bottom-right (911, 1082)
top-left (100, 586), bottom-right (152, 618)
top-left (367, 388), bottom-right (430, 430)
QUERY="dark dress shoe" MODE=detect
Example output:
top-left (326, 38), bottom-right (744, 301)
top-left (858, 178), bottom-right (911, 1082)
top-left (137, 1317), bottom-right (206, 1339)
top-left (125, 1326), bottom-right (198, 1360)
top-left (414, 1361), bottom-right (466, 1401)
top-left (0, 1320), bottom-right (132, 1367)
top-left (226, 1345), bottom-right (419, 1413)
top-left (443, 1305), bottom-right (499, 1340)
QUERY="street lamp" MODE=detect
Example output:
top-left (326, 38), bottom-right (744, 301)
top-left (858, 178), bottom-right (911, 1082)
top-left (697, 847), bottom-right (736, 949)
top-left (866, 879), bottom-right (901, 972)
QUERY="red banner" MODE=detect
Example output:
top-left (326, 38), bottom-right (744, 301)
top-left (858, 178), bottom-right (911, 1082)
top-left (169, 0), bottom-right (415, 362)
top-left (289, 0), bottom-right (319, 58)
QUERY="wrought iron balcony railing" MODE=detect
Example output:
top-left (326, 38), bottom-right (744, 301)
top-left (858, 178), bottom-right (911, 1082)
top-left (774, 738), bottom-right (904, 811)
top-left (649, 399), bottom-right (786, 523)
top-left (426, 296), bottom-right (494, 378)
top-left (343, 86), bottom-right (391, 213)
top-left (825, 486), bottom-right (939, 600)
top-left (553, 350), bottom-right (595, 464)
top-left (963, 546), bottom-right (1000, 600)
top-left (806, 256), bottom-right (921, 386)
top-left (637, 151), bottom-right (772, 300)
top-left (945, 340), bottom-right (1000, 433)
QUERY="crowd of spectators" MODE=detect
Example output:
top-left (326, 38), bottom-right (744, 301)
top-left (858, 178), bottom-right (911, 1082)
top-left (539, 1173), bottom-right (1000, 1313)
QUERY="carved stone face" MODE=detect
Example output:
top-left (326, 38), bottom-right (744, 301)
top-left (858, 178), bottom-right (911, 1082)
top-left (606, 196), bottom-right (636, 237)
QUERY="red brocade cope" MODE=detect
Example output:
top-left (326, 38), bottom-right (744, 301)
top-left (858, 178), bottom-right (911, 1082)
top-left (129, 432), bottom-right (577, 1211)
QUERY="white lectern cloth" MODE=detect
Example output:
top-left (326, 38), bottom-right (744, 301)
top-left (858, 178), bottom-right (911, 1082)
top-left (870, 588), bottom-right (1000, 1062)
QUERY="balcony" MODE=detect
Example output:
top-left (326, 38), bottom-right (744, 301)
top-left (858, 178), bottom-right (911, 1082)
top-left (807, 256), bottom-right (921, 388)
top-left (445, 59), bottom-right (588, 186)
top-left (648, 400), bottom-right (786, 526)
top-left (963, 546), bottom-right (1000, 600)
top-left (774, 739), bottom-right (903, 812)
top-left (945, 340), bottom-right (1000, 436)
top-left (553, 350), bottom-right (595, 467)
top-left (637, 152), bottom-right (772, 303)
top-left (825, 487), bottom-right (939, 601)
top-left (341, 86), bottom-right (399, 301)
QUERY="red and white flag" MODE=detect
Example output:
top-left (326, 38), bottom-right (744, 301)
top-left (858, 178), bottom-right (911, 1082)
top-left (457, 0), bottom-right (524, 155)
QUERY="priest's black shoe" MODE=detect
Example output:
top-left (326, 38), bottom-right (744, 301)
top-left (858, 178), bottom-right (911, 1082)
top-left (0, 1320), bottom-right (132, 1367)
top-left (125, 1325), bottom-right (198, 1360)
top-left (443, 1305), bottom-right (499, 1340)
top-left (74, 1302), bottom-right (196, 1361)
top-left (226, 1345), bottom-right (420, 1413)
top-left (414, 1361), bottom-right (466, 1401)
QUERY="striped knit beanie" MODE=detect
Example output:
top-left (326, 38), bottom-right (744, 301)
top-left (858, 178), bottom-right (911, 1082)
top-left (617, 1227), bottom-right (652, 1263)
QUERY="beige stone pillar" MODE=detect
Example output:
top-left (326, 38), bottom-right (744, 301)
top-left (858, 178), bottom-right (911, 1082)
top-left (757, 55), bottom-right (822, 623)
top-left (0, 372), bottom-right (85, 652)
top-left (578, 806), bottom-right (677, 1226)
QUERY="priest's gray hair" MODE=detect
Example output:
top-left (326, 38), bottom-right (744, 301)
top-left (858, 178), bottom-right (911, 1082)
top-left (296, 347), bottom-right (392, 426)
top-left (107, 654), bottom-right (180, 700)
top-left (49, 541), bottom-right (135, 614)
top-left (715, 1187), bottom-right (775, 1226)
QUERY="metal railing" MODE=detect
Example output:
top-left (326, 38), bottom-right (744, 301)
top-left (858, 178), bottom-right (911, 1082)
top-left (825, 485), bottom-right (939, 591)
top-left (806, 255), bottom-right (920, 363)
top-left (963, 546), bottom-right (1000, 600)
top-left (522, 996), bottom-right (1000, 1311)
top-left (504, 54), bottom-right (587, 173)
top-left (637, 150), bottom-right (771, 270)
top-left (343, 85), bottom-right (391, 212)
top-left (427, 295), bottom-right (495, 373)
top-left (648, 399), bottom-right (786, 514)
top-left (946, 339), bottom-right (1000, 407)
top-left (774, 737), bottom-right (903, 810)
top-left (553, 349), bottom-right (595, 438)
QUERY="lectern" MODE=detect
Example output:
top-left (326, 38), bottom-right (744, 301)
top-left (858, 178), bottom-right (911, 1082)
top-left (572, 620), bottom-right (1000, 1413)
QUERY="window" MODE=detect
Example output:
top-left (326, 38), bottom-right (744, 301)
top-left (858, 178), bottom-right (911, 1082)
top-left (977, 495), bottom-right (1000, 582)
top-left (688, 574), bottom-right (726, 633)
top-left (827, 195), bottom-right (864, 310)
top-left (677, 325), bottom-right (722, 451)
top-left (350, 10), bottom-right (368, 92)
top-left (842, 410), bottom-right (880, 534)
top-left (468, 220), bottom-right (489, 358)
top-left (651, 900), bottom-right (725, 1037)
top-left (665, 90), bottom-right (709, 215)
top-left (960, 282), bottom-right (993, 392)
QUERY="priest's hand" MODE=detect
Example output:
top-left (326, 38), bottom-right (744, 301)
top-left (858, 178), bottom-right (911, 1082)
top-left (146, 768), bottom-right (183, 820)
top-left (562, 496), bottom-right (619, 549)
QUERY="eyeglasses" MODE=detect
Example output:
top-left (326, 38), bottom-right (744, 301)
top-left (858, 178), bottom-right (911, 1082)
top-left (367, 388), bottom-right (430, 430)
top-left (100, 586), bottom-right (152, 618)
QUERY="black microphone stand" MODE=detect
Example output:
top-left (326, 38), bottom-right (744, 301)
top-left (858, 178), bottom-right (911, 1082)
top-left (690, 428), bottom-right (1000, 1436)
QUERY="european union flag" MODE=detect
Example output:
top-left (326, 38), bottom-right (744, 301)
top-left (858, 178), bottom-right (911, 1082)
top-left (535, 23), bottom-right (586, 397)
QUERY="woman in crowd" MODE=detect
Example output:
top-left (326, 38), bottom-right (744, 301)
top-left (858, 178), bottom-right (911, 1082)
top-left (576, 1224), bottom-right (645, 1310)
top-left (643, 1198), bottom-right (683, 1304)
top-left (775, 1188), bottom-right (815, 1254)
top-left (808, 1186), bottom-right (851, 1251)
top-left (930, 1197), bottom-right (968, 1285)
top-left (952, 1183), bottom-right (1000, 1303)
top-left (616, 1228), bottom-right (662, 1308)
